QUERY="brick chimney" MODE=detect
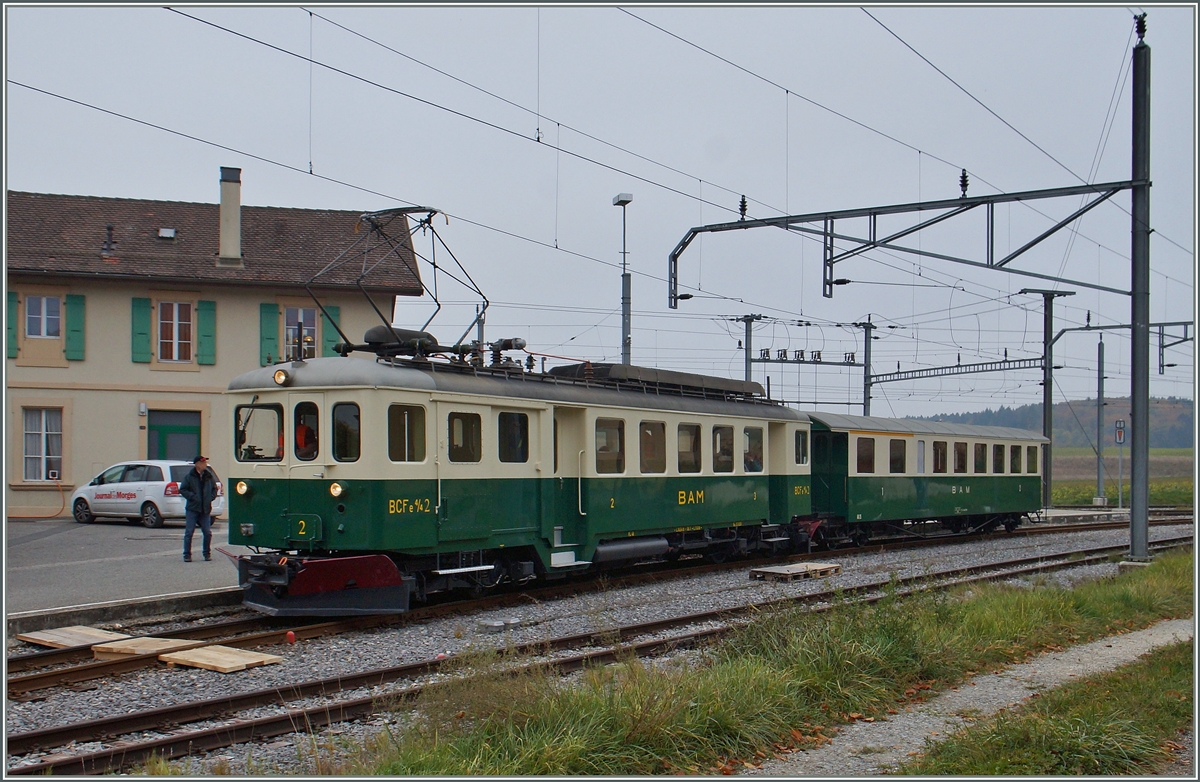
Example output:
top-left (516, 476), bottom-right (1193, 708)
top-left (217, 166), bottom-right (243, 267)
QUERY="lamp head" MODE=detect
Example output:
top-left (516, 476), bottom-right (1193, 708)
top-left (612, 193), bottom-right (633, 207)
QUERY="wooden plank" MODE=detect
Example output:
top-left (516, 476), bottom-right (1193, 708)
top-left (159, 645), bottom-right (283, 673)
top-left (749, 562), bottom-right (841, 582)
top-left (92, 637), bottom-right (209, 661)
top-left (16, 626), bottom-right (131, 649)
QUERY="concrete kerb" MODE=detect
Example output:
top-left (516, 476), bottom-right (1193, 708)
top-left (6, 586), bottom-right (244, 636)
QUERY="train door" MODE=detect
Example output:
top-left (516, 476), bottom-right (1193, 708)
top-left (435, 401), bottom-right (492, 543)
top-left (545, 406), bottom-right (587, 561)
top-left (812, 430), bottom-right (848, 519)
top-left (285, 393), bottom-right (326, 548)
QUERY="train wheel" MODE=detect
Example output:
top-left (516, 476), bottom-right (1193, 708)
top-left (1003, 517), bottom-right (1020, 533)
top-left (73, 499), bottom-right (95, 524)
top-left (851, 529), bottom-right (871, 548)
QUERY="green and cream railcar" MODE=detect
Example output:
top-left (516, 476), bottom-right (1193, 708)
top-left (225, 358), bottom-right (813, 615)
top-left (806, 413), bottom-right (1045, 544)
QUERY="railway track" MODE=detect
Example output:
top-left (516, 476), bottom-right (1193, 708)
top-left (7, 532), bottom-right (1192, 775)
top-left (7, 516), bottom-right (1189, 694)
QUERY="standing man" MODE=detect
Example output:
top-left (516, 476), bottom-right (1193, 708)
top-left (180, 455), bottom-right (216, 562)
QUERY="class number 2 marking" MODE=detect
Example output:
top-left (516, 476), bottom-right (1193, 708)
top-left (297, 519), bottom-right (307, 536)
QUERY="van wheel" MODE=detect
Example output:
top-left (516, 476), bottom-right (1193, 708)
top-left (73, 499), bottom-right (95, 524)
top-left (141, 503), bottom-right (165, 529)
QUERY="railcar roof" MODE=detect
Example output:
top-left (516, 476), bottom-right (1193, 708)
top-left (807, 412), bottom-right (1047, 442)
top-left (227, 357), bottom-right (809, 422)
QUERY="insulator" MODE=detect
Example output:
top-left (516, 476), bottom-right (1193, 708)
top-left (959, 169), bottom-right (969, 198)
top-left (1135, 13), bottom-right (1146, 40)
top-left (739, 195), bottom-right (748, 220)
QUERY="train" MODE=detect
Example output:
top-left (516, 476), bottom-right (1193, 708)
top-left (223, 325), bottom-right (1046, 616)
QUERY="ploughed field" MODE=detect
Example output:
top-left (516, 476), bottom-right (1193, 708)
top-left (1052, 449), bottom-right (1192, 481)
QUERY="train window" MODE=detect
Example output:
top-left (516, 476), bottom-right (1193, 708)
top-left (713, 426), bottom-right (734, 473)
top-left (1010, 445), bottom-right (1022, 474)
top-left (332, 403), bottom-right (360, 462)
top-left (595, 418), bottom-right (625, 474)
top-left (953, 442), bottom-right (968, 474)
top-left (993, 444), bottom-right (1005, 473)
top-left (1027, 445), bottom-right (1039, 473)
top-left (889, 439), bottom-right (906, 473)
top-left (235, 404), bottom-right (283, 462)
top-left (448, 412), bottom-right (482, 463)
top-left (932, 441), bottom-right (947, 473)
top-left (640, 421), bottom-right (666, 474)
top-left (795, 430), bottom-right (809, 465)
top-left (916, 440), bottom-right (926, 473)
top-left (498, 412), bottom-right (529, 463)
top-left (294, 402), bottom-right (319, 461)
top-left (857, 437), bottom-right (876, 474)
top-left (388, 405), bottom-right (426, 462)
top-left (744, 427), bottom-right (764, 473)
top-left (678, 424), bottom-right (701, 473)
top-left (974, 443), bottom-right (988, 473)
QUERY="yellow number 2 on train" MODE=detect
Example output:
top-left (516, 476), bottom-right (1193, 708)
top-left (610, 498), bottom-right (615, 509)
top-left (297, 519), bottom-right (307, 536)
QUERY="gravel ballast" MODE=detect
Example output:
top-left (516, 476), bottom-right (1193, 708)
top-left (4, 524), bottom-right (1192, 774)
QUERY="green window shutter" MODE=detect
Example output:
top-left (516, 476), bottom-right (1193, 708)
top-left (197, 300), bottom-right (216, 365)
top-left (7, 291), bottom-right (18, 358)
top-left (321, 305), bottom-right (341, 357)
top-left (131, 297), bottom-right (152, 363)
top-left (259, 303), bottom-right (279, 366)
top-left (64, 294), bottom-right (86, 360)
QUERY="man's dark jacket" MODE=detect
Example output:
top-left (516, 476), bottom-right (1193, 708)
top-left (180, 468), bottom-right (217, 515)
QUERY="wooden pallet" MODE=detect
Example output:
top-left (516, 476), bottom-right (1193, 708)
top-left (91, 637), bottom-right (209, 660)
top-left (16, 626), bottom-right (131, 649)
top-left (159, 645), bottom-right (283, 673)
top-left (749, 562), bottom-right (841, 582)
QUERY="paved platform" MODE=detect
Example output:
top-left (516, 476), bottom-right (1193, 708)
top-left (5, 515), bottom-right (253, 619)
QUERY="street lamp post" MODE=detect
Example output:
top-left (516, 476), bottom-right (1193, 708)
top-left (614, 193), bottom-right (633, 365)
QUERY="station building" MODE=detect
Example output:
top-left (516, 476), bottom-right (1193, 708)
top-left (5, 168), bottom-right (423, 517)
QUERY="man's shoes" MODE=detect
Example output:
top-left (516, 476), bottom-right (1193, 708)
top-left (204, 555), bottom-right (212, 561)
top-left (183, 557), bottom-right (192, 562)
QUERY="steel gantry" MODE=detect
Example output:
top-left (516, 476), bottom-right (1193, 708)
top-left (669, 18), bottom-right (1158, 562)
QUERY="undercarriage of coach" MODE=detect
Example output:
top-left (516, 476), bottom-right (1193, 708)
top-left (798, 510), bottom-right (1030, 550)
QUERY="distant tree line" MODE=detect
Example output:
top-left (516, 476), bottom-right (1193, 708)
top-left (908, 396), bottom-right (1193, 448)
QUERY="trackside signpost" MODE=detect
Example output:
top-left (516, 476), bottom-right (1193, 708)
top-left (1115, 419), bottom-right (1125, 508)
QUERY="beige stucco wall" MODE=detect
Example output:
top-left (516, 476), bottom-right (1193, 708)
top-left (6, 276), bottom-right (392, 517)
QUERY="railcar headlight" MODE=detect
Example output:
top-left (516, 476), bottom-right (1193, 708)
top-left (235, 481), bottom-right (250, 495)
top-left (329, 482), bottom-right (344, 497)
top-left (273, 369), bottom-right (291, 386)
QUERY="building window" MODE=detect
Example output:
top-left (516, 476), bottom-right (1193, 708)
top-left (595, 418), bottom-right (625, 474)
top-left (640, 421), bottom-right (666, 474)
top-left (857, 437), bottom-right (876, 474)
top-left (388, 405), bottom-right (427, 462)
top-left (889, 439), bottom-right (907, 473)
top-left (498, 412), bottom-right (529, 463)
top-left (285, 307), bottom-right (318, 361)
top-left (23, 408), bottom-right (63, 481)
top-left (158, 302), bottom-right (192, 362)
top-left (25, 295), bottom-right (61, 338)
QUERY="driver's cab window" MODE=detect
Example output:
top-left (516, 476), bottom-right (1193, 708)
top-left (295, 402), bottom-right (319, 461)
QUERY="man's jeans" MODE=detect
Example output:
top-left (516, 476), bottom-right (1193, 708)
top-left (184, 510), bottom-right (213, 560)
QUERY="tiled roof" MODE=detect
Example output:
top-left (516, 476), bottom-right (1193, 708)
top-left (5, 191), bottom-right (423, 294)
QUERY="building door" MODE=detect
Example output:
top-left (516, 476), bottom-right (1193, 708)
top-left (148, 410), bottom-right (201, 460)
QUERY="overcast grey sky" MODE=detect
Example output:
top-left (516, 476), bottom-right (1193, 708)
top-left (5, 3), bottom-right (1195, 418)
